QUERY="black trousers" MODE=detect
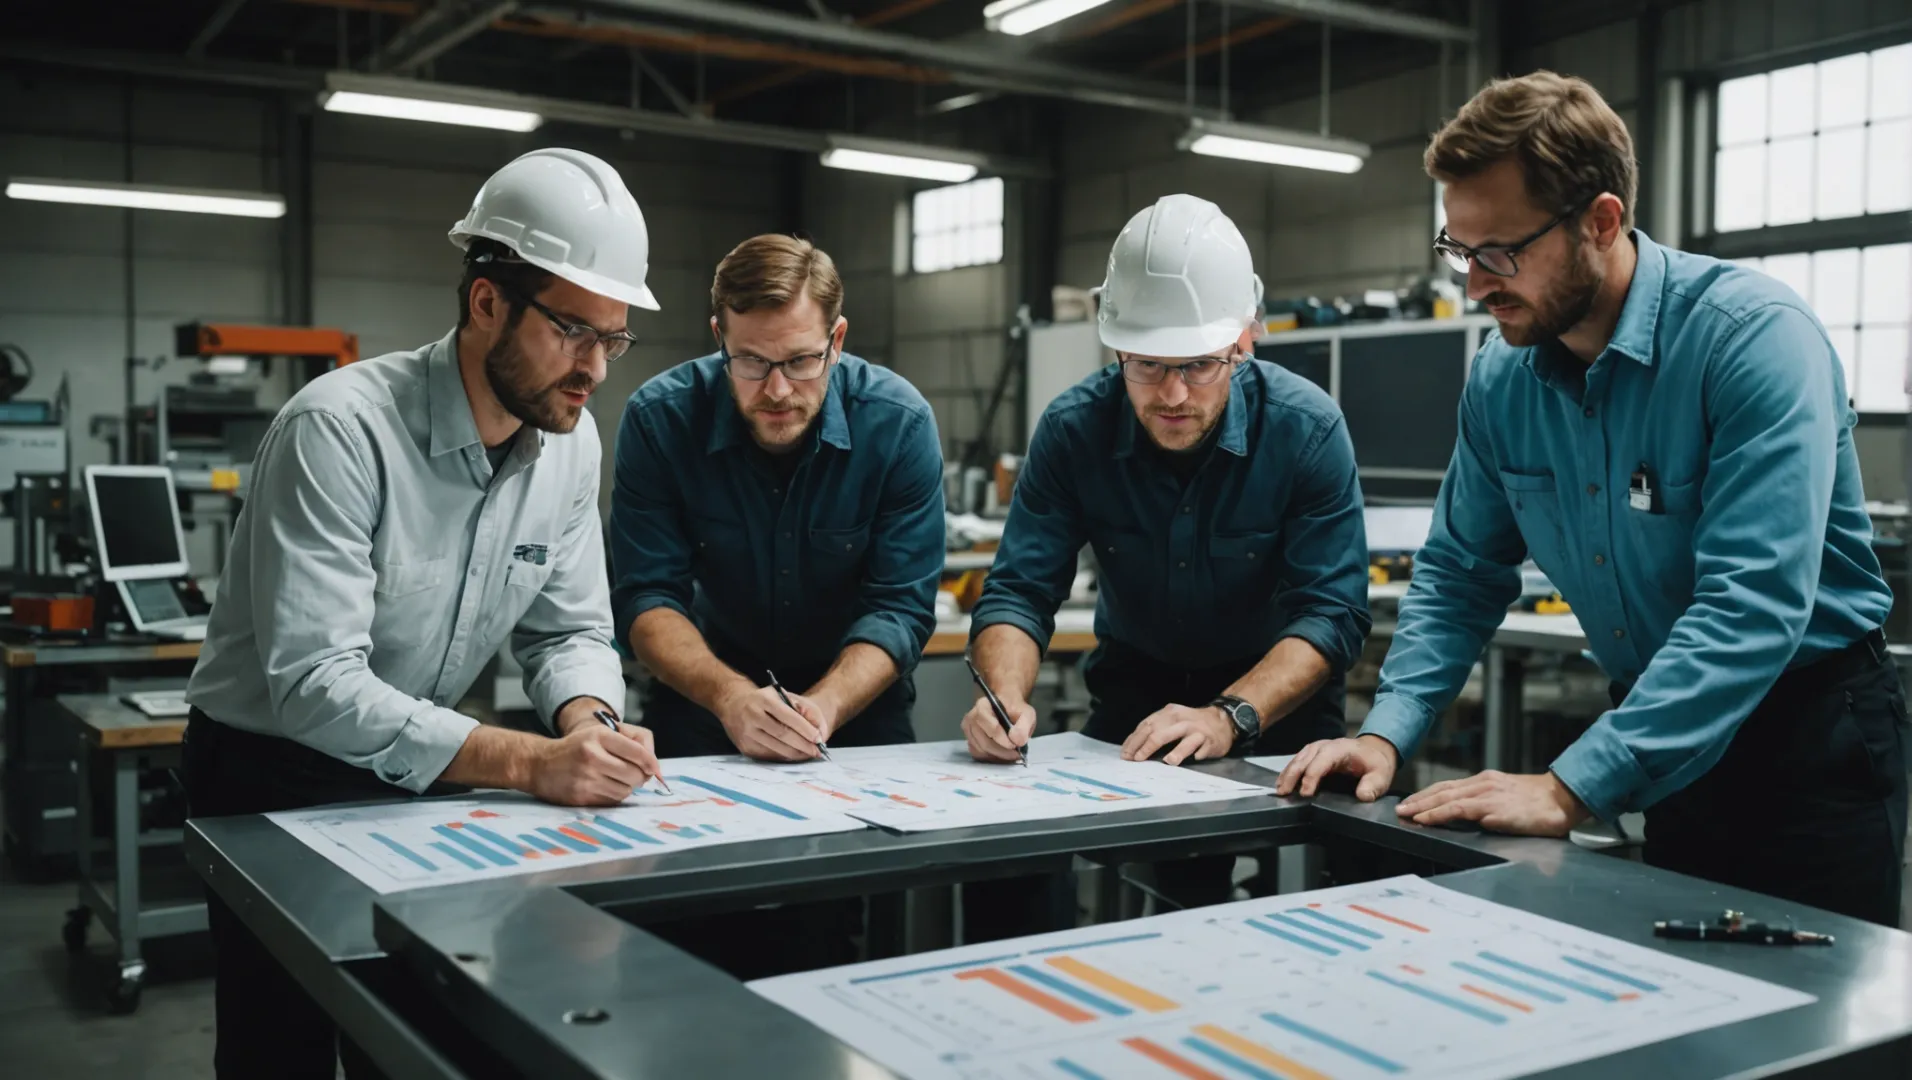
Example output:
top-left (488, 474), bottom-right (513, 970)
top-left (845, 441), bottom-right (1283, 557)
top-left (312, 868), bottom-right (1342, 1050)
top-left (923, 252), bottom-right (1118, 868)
top-left (1616, 631), bottom-right (1908, 928)
top-left (638, 661), bottom-right (917, 979)
top-left (183, 711), bottom-right (447, 1080)
top-left (965, 645), bottom-right (1348, 942)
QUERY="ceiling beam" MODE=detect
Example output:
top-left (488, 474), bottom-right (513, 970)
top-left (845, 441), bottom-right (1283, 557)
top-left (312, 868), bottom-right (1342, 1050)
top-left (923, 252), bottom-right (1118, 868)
top-left (1226, 0), bottom-right (1473, 44)
top-left (369, 0), bottom-right (518, 71)
top-left (505, 11), bottom-right (947, 83)
top-left (709, 0), bottom-right (957, 108)
top-left (187, 0), bottom-right (255, 58)
top-left (1141, 15), bottom-right (1296, 72)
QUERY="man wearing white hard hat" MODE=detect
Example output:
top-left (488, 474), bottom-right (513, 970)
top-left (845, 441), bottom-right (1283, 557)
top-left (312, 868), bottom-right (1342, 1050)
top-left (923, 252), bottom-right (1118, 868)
top-left (183, 148), bottom-right (664, 1078)
top-left (960, 194), bottom-right (1370, 931)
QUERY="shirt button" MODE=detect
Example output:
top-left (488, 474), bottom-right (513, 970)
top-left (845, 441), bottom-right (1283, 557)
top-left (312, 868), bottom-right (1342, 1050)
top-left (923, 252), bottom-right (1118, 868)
top-left (783, 532), bottom-right (792, 539)
top-left (1584, 408), bottom-right (1595, 418)
top-left (783, 601), bottom-right (791, 607)
top-left (469, 568), bottom-right (478, 577)
top-left (1181, 506), bottom-right (1191, 514)
top-left (780, 568), bottom-right (790, 576)
top-left (1246, 553), bottom-right (1256, 560)
top-left (1178, 561), bottom-right (1187, 568)
top-left (1594, 554), bottom-right (1605, 565)
top-left (1586, 484), bottom-right (1599, 496)
top-left (773, 487), bottom-right (782, 495)
top-left (1612, 628), bottom-right (1626, 639)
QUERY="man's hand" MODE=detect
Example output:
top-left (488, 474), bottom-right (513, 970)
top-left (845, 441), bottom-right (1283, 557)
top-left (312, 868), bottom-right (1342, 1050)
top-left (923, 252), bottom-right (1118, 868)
top-left (525, 723), bottom-right (663, 807)
top-left (962, 695), bottom-right (1036, 763)
top-left (554, 696), bottom-right (617, 735)
top-left (1276, 734), bottom-right (1399, 801)
top-left (715, 684), bottom-right (823, 762)
top-left (1395, 770), bottom-right (1591, 837)
top-left (1121, 703), bottom-right (1236, 765)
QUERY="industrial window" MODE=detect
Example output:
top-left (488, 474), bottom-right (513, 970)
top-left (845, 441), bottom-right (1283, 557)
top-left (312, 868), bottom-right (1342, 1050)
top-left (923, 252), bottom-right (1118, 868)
top-left (1713, 44), bottom-right (1911, 231)
top-left (1733, 245), bottom-right (1911, 413)
top-left (912, 177), bottom-right (1004, 274)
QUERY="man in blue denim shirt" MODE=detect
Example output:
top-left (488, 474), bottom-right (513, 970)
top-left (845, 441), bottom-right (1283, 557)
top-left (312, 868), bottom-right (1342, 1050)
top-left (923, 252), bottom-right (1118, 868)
top-left (610, 234), bottom-right (943, 764)
top-left (1281, 73), bottom-right (1907, 926)
top-left (961, 197), bottom-right (1369, 927)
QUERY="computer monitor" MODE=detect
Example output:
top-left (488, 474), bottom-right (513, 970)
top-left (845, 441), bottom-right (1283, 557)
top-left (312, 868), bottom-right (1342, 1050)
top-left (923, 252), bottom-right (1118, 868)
top-left (85, 465), bottom-right (190, 582)
top-left (1366, 505), bottom-right (1436, 556)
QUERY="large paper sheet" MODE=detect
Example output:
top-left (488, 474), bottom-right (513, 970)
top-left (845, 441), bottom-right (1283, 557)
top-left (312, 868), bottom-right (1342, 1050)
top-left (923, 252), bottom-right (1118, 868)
top-left (751, 875), bottom-right (1814, 1080)
top-left (267, 765), bottom-right (867, 893)
top-left (696, 733), bottom-right (1271, 833)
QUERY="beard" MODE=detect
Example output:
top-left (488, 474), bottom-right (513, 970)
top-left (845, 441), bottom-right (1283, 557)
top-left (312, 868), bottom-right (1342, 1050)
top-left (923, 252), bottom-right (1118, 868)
top-left (743, 395), bottom-right (822, 452)
top-left (1141, 400), bottom-right (1225, 452)
top-left (1483, 236), bottom-right (1602, 347)
top-left (483, 331), bottom-right (594, 435)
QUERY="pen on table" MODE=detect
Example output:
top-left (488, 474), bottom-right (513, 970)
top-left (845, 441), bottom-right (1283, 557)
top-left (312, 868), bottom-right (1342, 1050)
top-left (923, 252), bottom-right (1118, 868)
top-left (593, 709), bottom-right (671, 795)
top-left (765, 669), bottom-right (831, 760)
top-left (1653, 910), bottom-right (1833, 946)
top-left (964, 655), bottom-right (1027, 767)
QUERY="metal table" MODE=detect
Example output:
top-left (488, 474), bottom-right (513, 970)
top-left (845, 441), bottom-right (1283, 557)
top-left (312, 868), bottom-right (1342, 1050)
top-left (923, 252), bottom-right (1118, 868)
top-left (188, 759), bottom-right (1912, 1080)
top-left (58, 693), bottom-right (206, 1012)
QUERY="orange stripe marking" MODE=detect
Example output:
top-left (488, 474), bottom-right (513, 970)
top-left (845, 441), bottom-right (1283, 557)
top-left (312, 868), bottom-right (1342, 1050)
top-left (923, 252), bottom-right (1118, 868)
top-left (1348, 904), bottom-right (1430, 932)
top-left (955, 969), bottom-right (1097, 1023)
top-left (555, 826), bottom-right (602, 847)
top-left (1618, 992), bottom-right (1642, 1001)
top-left (1462, 984), bottom-right (1533, 1013)
top-left (1400, 964), bottom-right (1425, 975)
top-left (1122, 1037), bottom-right (1229, 1080)
top-left (1192, 1025), bottom-right (1336, 1080)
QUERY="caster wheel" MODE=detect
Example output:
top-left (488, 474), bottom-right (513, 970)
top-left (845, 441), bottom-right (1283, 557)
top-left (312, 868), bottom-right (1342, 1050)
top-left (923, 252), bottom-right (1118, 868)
top-left (103, 961), bottom-right (145, 1015)
top-left (62, 907), bottom-right (91, 954)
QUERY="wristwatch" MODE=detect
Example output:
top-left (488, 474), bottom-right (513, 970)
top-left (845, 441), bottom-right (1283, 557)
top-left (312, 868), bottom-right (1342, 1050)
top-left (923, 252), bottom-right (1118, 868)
top-left (1211, 695), bottom-right (1260, 756)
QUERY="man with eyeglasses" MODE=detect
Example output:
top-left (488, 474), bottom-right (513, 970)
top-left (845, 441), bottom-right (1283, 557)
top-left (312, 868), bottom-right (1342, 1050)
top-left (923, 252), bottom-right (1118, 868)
top-left (959, 194), bottom-right (1369, 929)
top-left (608, 234), bottom-right (942, 971)
top-left (183, 149), bottom-right (665, 1078)
top-left (1280, 73), bottom-right (1906, 928)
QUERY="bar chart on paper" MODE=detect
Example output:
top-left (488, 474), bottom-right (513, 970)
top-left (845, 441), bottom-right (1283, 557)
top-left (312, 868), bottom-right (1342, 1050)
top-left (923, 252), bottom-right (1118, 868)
top-left (267, 770), bottom-right (867, 893)
top-left (750, 876), bottom-right (1814, 1080)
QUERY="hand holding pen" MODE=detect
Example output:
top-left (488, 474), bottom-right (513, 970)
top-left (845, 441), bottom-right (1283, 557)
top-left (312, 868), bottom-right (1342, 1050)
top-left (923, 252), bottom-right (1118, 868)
top-left (592, 709), bottom-right (672, 795)
top-left (963, 656), bottom-right (1030, 767)
top-left (766, 670), bottom-right (832, 760)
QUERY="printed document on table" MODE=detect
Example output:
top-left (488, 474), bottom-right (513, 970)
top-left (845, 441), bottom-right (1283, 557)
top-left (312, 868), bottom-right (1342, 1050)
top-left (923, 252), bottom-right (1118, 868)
top-left (751, 875), bottom-right (1815, 1080)
top-left (267, 763), bottom-right (867, 894)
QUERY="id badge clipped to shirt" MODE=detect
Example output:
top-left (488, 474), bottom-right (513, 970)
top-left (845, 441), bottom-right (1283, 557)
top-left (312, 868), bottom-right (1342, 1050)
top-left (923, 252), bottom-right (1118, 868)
top-left (1628, 463), bottom-right (1662, 514)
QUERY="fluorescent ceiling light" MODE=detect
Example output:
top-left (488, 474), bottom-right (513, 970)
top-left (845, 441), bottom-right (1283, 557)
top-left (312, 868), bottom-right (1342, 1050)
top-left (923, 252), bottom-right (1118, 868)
top-left (1178, 120), bottom-right (1370, 174)
top-left (321, 89), bottom-right (542, 132)
top-left (820, 137), bottom-right (985, 183)
top-left (5, 178), bottom-right (286, 218)
top-left (984, 0), bottom-right (1118, 35)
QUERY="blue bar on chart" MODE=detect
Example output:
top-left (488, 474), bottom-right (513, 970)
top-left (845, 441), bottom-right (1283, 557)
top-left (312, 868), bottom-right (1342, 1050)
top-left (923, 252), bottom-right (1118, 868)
top-left (432, 824), bottom-right (515, 867)
top-left (564, 822), bottom-right (631, 851)
top-left (1261, 1011), bottom-right (1407, 1073)
top-left (847, 953), bottom-right (1023, 985)
top-left (1267, 912), bottom-right (1371, 951)
top-left (1179, 1036), bottom-right (1285, 1080)
top-left (537, 827), bottom-right (596, 854)
top-left (1052, 1059), bottom-right (1105, 1080)
top-left (1048, 769), bottom-right (1144, 798)
top-left (1287, 906), bottom-right (1385, 940)
top-left (1029, 931), bottom-right (1162, 955)
top-left (1367, 970), bottom-right (1509, 1024)
top-left (1451, 961), bottom-right (1568, 1003)
top-left (1560, 955), bottom-right (1660, 993)
top-left (1245, 917), bottom-right (1339, 957)
top-left (429, 841), bottom-right (486, 870)
top-left (675, 775), bottom-right (807, 820)
top-left (1006, 964), bottom-right (1132, 1017)
top-left (461, 822), bottom-right (534, 856)
top-left (1478, 952), bottom-right (1618, 1000)
top-left (370, 832), bottom-right (437, 872)
top-left (591, 816), bottom-right (664, 845)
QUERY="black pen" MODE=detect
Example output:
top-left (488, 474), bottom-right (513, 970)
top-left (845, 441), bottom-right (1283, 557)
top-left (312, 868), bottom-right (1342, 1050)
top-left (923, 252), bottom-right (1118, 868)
top-left (964, 655), bottom-right (1027, 767)
top-left (593, 709), bottom-right (671, 795)
top-left (765, 669), bottom-right (831, 760)
top-left (1654, 910), bottom-right (1833, 946)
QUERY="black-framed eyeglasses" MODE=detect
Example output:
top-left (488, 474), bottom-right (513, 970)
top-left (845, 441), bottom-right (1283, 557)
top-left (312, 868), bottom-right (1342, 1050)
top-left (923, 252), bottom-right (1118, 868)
top-left (722, 341), bottom-right (835, 382)
top-left (1119, 353), bottom-right (1238, 387)
top-left (1433, 199), bottom-right (1592, 277)
top-left (504, 287), bottom-right (637, 362)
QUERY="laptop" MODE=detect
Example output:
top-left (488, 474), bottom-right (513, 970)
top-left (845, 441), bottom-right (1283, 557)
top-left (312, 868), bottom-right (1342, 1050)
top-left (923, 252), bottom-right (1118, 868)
top-left (116, 578), bottom-right (208, 642)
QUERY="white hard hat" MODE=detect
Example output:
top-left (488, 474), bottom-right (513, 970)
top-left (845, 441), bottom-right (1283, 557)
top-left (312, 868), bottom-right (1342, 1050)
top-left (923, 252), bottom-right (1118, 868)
top-left (1096, 194), bottom-right (1260, 356)
top-left (449, 148), bottom-right (659, 311)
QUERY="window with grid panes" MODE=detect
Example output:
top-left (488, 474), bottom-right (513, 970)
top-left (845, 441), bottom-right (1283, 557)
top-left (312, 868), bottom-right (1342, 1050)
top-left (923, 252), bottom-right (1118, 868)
top-left (911, 177), bottom-right (1004, 274)
top-left (1712, 44), bottom-right (1912, 411)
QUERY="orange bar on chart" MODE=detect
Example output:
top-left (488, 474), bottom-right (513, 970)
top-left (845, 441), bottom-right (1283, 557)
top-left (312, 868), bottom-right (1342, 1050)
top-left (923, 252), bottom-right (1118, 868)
top-left (555, 826), bottom-right (602, 847)
top-left (1044, 956), bottom-right (1179, 1012)
top-left (1121, 1037), bottom-right (1230, 1080)
top-left (1348, 904), bottom-right (1430, 933)
top-left (1191, 1025), bottom-right (1336, 1080)
top-left (1462, 984), bottom-right (1534, 1013)
top-left (955, 969), bottom-right (1097, 1023)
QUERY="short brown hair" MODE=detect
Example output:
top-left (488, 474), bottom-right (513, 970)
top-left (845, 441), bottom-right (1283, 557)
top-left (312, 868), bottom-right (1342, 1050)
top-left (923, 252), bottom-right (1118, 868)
top-left (711, 234), bottom-right (844, 329)
top-left (1426, 71), bottom-right (1638, 229)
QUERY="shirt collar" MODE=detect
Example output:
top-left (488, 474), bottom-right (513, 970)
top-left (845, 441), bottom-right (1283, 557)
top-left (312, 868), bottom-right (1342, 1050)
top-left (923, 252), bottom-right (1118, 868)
top-left (428, 330), bottom-right (483, 457)
top-left (1604, 229), bottom-right (1665, 368)
top-left (1112, 361), bottom-right (1249, 459)
top-left (705, 355), bottom-right (852, 455)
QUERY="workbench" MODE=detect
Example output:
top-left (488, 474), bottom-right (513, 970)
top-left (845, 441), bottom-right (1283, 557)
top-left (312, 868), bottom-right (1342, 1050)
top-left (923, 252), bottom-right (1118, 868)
top-left (187, 757), bottom-right (1912, 1080)
top-left (1, 637), bottom-right (202, 872)
top-left (58, 693), bottom-right (206, 1012)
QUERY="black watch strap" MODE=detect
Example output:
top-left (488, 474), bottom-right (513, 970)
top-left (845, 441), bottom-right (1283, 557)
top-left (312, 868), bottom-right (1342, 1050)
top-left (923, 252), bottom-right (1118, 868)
top-left (1211, 695), bottom-right (1259, 756)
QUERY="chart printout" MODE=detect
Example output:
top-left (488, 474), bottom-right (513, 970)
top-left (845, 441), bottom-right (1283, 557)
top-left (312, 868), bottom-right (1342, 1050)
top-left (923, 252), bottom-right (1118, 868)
top-left (266, 768), bottom-right (867, 893)
top-left (750, 876), bottom-right (1815, 1080)
top-left (699, 733), bottom-right (1273, 832)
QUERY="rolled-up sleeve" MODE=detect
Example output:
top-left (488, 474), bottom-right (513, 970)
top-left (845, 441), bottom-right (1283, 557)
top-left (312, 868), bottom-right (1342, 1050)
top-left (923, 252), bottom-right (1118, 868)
top-left (512, 421), bottom-right (627, 729)
top-left (1272, 414), bottom-right (1371, 672)
top-left (1361, 387), bottom-right (1525, 762)
top-left (246, 411), bottom-right (476, 792)
top-left (840, 409), bottom-right (945, 673)
top-left (970, 411), bottom-right (1087, 656)
top-left (1549, 307), bottom-right (1839, 821)
top-left (608, 401), bottom-right (695, 652)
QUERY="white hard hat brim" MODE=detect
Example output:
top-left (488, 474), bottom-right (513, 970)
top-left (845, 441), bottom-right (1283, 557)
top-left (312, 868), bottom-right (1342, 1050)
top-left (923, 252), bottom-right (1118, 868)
top-left (1097, 317), bottom-right (1249, 358)
top-left (524, 251), bottom-right (661, 311)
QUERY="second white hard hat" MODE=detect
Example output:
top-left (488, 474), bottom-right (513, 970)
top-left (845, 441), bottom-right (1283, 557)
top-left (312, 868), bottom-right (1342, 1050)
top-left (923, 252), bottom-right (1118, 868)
top-left (1096, 194), bottom-right (1260, 357)
top-left (448, 148), bottom-right (660, 311)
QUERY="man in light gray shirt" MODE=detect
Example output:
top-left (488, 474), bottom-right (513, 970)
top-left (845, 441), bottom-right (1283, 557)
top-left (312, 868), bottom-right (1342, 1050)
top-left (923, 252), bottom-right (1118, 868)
top-left (183, 149), bottom-right (664, 1080)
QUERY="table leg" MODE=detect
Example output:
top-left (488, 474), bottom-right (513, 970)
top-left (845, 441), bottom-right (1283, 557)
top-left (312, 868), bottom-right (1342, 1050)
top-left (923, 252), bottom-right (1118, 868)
top-left (74, 731), bottom-right (94, 897)
top-left (113, 751), bottom-right (142, 970)
top-left (1483, 647), bottom-right (1528, 773)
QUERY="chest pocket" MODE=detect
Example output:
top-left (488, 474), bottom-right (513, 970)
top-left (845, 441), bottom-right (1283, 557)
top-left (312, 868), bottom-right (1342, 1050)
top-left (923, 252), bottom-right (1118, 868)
top-left (1209, 530), bottom-right (1282, 598)
top-left (810, 522), bottom-right (873, 579)
top-left (1499, 469), bottom-right (1568, 574)
top-left (1621, 476), bottom-right (1701, 596)
top-left (1089, 527), bottom-right (1156, 602)
top-left (370, 556), bottom-right (451, 651)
